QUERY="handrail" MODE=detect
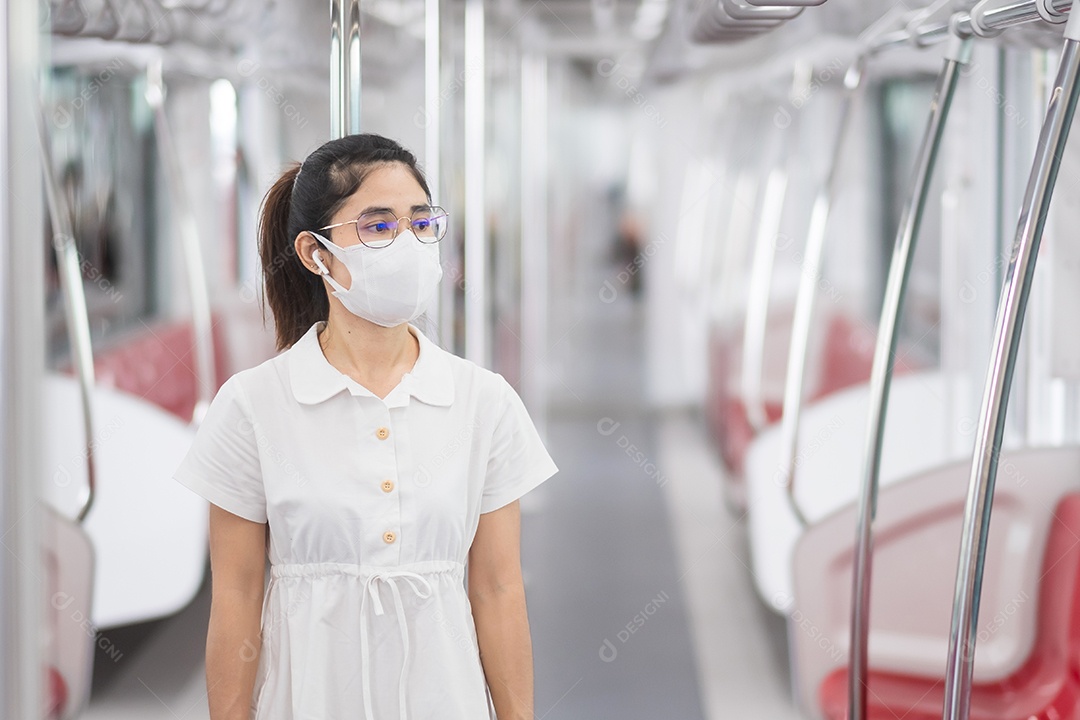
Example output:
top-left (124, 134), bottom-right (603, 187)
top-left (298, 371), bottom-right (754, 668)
top-left (719, 0), bottom-right (803, 21)
top-left (739, 69), bottom-right (804, 432)
top-left (776, 58), bottom-right (865, 527)
top-left (50, 0), bottom-right (88, 34)
top-left (745, 0), bottom-right (826, 5)
top-left (896, 0), bottom-right (1075, 44)
top-left (146, 60), bottom-right (216, 426)
top-left (847, 31), bottom-right (972, 720)
top-left (82, 0), bottom-right (120, 39)
top-left (112, 0), bottom-right (151, 42)
top-left (942, 6), bottom-right (1080, 719)
top-left (780, 0), bottom-right (962, 540)
top-left (37, 111), bottom-right (97, 524)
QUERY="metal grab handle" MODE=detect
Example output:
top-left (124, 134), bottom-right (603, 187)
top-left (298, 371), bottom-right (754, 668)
top-left (740, 159), bottom-right (788, 431)
top-left (82, 0), bottom-right (121, 39)
top-left (744, 0), bottom-right (826, 6)
top-left (942, 8), bottom-right (1080, 720)
top-left (740, 70), bottom-right (807, 433)
top-left (37, 112), bottom-right (97, 524)
top-left (49, 0), bottom-right (88, 34)
top-left (146, 61), bottom-right (216, 426)
top-left (112, 0), bottom-right (152, 42)
top-left (719, 0), bottom-right (803, 21)
top-left (777, 58), bottom-right (865, 527)
top-left (781, 0), bottom-right (963, 529)
top-left (905, 0), bottom-right (967, 46)
top-left (848, 32), bottom-right (972, 720)
top-left (860, 0), bottom-right (1074, 49)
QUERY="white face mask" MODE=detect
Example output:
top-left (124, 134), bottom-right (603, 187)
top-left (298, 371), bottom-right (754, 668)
top-left (310, 229), bottom-right (443, 327)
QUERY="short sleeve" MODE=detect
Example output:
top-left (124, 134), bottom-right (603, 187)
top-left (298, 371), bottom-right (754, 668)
top-left (481, 374), bottom-right (559, 514)
top-left (172, 376), bottom-right (267, 523)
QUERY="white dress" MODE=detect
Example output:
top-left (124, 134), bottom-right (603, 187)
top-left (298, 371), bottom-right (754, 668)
top-left (173, 321), bottom-right (559, 720)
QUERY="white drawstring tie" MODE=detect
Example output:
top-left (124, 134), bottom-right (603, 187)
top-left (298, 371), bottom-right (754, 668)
top-left (359, 570), bottom-right (434, 720)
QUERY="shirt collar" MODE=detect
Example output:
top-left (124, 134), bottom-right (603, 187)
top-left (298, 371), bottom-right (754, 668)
top-left (288, 321), bottom-right (455, 407)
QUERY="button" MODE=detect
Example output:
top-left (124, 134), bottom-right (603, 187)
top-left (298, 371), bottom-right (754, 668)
top-left (376, 427), bottom-right (390, 440)
top-left (381, 479), bottom-right (395, 493)
top-left (383, 530), bottom-right (397, 544)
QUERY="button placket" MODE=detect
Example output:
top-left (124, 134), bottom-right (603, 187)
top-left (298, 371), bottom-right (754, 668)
top-left (370, 407), bottom-right (401, 563)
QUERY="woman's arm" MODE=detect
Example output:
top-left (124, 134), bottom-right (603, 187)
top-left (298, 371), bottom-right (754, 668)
top-left (206, 503), bottom-right (268, 720)
top-left (469, 500), bottom-right (534, 720)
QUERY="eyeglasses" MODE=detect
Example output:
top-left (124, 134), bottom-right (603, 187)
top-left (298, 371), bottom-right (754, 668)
top-left (319, 206), bottom-right (449, 249)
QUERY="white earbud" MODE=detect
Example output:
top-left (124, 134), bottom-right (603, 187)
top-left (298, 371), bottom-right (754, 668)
top-left (311, 249), bottom-right (329, 275)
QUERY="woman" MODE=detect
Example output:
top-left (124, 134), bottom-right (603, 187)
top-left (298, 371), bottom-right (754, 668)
top-left (173, 133), bottom-right (559, 720)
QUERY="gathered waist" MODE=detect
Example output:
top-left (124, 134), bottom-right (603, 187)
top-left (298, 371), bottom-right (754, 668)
top-left (269, 559), bottom-right (464, 580)
top-left (265, 559), bottom-right (469, 720)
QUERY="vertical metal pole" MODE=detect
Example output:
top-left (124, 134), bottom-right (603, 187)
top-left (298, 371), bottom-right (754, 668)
top-left (521, 50), bottom-right (549, 426)
top-left (424, 0), bottom-right (440, 209)
top-left (942, 9), bottom-right (1080, 720)
top-left (849, 34), bottom-right (972, 720)
top-left (424, 0), bottom-right (451, 346)
top-left (1, 0), bottom-right (43, 716)
top-left (464, 0), bottom-right (487, 366)
top-left (330, 0), bottom-right (361, 138)
top-left (777, 58), bottom-right (865, 527)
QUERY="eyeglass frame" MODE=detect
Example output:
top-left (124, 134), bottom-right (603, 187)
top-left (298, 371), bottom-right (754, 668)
top-left (317, 205), bottom-right (450, 249)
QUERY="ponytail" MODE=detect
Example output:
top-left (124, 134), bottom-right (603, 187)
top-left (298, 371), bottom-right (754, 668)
top-left (256, 134), bottom-right (433, 351)
top-left (257, 163), bottom-right (329, 351)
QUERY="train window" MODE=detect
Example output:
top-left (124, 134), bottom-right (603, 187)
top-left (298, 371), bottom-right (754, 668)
top-left (43, 65), bottom-right (156, 366)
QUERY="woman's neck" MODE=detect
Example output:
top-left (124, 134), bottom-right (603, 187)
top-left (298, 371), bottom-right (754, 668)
top-left (317, 307), bottom-right (419, 397)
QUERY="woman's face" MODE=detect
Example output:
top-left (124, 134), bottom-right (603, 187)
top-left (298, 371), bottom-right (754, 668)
top-left (296, 162), bottom-right (430, 290)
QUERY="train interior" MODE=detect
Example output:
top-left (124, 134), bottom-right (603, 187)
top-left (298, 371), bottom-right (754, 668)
top-left (7, 0), bottom-right (1080, 718)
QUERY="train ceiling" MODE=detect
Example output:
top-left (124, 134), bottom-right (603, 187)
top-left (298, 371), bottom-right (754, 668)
top-left (43, 0), bottom-right (1080, 87)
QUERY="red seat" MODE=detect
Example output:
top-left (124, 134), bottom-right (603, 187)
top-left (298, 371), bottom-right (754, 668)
top-left (89, 317), bottom-right (230, 423)
top-left (707, 314), bottom-right (883, 478)
top-left (815, 314), bottom-right (877, 398)
top-left (819, 493), bottom-right (1080, 720)
top-left (45, 666), bottom-right (68, 720)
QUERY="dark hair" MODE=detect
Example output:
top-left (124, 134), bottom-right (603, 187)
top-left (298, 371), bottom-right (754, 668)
top-left (257, 133), bottom-right (433, 350)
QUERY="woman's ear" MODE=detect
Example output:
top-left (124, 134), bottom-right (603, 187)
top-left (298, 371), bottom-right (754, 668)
top-left (294, 232), bottom-right (324, 276)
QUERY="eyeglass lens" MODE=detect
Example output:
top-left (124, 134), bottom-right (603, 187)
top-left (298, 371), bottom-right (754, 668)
top-left (356, 207), bottom-right (448, 248)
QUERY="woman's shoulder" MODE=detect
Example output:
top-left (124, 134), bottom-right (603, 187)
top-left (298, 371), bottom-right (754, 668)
top-left (436, 348), bottom-right (517, 401)
top-left (216, 351), bottom-right (291, 403)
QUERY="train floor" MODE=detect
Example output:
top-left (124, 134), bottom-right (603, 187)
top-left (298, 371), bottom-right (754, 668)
top-left (81, 288), bottom-right (804, 720)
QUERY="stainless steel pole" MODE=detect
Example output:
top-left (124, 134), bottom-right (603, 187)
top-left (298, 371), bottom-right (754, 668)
top-left (424, 0), bottom-right (440, 226)
top-left (777, 58), bottom-right (865, 527)
top-left (1, 0), bottom-right (43, 716)
top-left (330, 0), bottom-right (361, 138)
top-left (423, 0), bottom-right (448, 343)
top-left (521, 49), bottom-right (549, 426)
top-left (463, 0), bottom-right (487, 366)
top-left (849, 33), bottom-right (972, 720)
top-left (942, 7), bottom-right (1080, 719)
